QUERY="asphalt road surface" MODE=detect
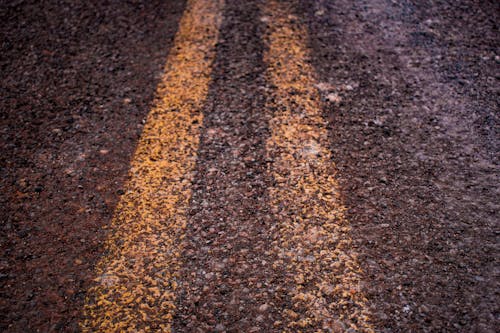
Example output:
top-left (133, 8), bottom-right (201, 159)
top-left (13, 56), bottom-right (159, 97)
top-left (1, 0), bottom-right (498, 332)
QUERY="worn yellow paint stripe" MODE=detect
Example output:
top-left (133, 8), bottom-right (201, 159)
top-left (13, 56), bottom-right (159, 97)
top-left (81, 0), bottom-right (223, 331)
top-left (262, 1), bottom-right (374, 332)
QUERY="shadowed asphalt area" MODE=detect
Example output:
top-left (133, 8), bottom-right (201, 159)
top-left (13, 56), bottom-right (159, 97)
top-left (173, 1), bottom-right (281, 331)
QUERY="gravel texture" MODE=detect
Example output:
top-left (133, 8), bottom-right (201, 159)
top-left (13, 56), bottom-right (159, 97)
top-left (1, 0), bottom-right (498, 332)
top-left (173, 1), bottom-right (282, 331)
top-left (297, 0), bottom-right (499, 331)
top-left (1, 1), bottom-right (187, 331)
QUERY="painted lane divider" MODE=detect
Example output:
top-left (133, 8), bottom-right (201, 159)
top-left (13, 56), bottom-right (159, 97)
top-left (262, 1), bottom-right (374, 331)
top-left (81, 0), bottom-right (224, 331)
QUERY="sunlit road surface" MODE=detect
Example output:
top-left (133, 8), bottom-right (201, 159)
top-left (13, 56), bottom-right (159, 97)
top-left (82, 0), bottom-right (372, 331)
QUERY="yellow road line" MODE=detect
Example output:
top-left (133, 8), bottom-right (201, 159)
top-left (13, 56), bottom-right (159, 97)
top-left (262, 1), bottom-right (374, 331)
top-left (81, 0), bottom-right (223, 331)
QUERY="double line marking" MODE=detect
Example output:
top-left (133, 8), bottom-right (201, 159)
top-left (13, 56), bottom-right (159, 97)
top-left (82, 0), bottom-right (373, 331)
